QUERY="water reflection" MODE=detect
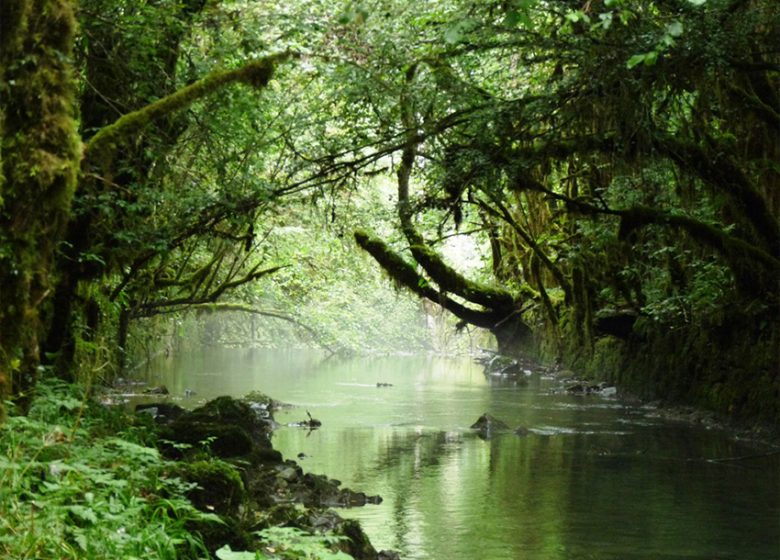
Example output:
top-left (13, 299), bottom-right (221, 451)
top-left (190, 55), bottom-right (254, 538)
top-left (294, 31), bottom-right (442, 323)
top-left (145, 348), bottom-right (780, 560)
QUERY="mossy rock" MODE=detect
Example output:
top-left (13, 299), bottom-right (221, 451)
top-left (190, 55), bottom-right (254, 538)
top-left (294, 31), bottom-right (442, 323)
top-left (336, 519), bottom-right (378, 560)
top-left (161, 396), bottom-right (277, 458)
top-left (172, 459), bottom-right (245, 516)
top-left (242, 391), bottom-right (275, 409)
top-left (470, 413), bottom-right (510, 431)
top-left (184, 396), bottom-right (272, 448)
top-left (248, 446), bottom-right (283, 466)
top-left (161, 420), bottom-right (254, 458)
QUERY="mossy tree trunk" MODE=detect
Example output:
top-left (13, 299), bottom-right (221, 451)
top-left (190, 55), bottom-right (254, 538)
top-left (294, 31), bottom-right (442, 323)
top-left (43, 0), bottom-right (208, 379)
top-left (0, 0), bottom-right (82, 410)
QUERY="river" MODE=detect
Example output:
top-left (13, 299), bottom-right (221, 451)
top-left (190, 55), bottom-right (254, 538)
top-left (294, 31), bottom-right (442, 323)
top-left (142, 347), bottom-right (780, 560)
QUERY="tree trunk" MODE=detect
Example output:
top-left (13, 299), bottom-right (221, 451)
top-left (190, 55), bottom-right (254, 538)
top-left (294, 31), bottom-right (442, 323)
top-left (0, 0), bottom-right (81, 411)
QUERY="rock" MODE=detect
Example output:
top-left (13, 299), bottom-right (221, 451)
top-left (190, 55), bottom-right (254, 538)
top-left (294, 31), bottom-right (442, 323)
top-left (249, 402), bottom-right (269, 417)
top-left (135, 402), bottom-right (185, 424)
top-left (514, 426), bottom-right (530, 436)
top-left (249, 447), bottom-right (283, 465)
top-left (307, 510), bottom-right (343, 532)
top-left (566, 383), bottom-right (586, 394)
top-left (166, 422), bottom-right (254, 458)
top-left (470, 413), bottom-right (510, 439)
top-left (485, 355), bottom-right (520, 376)
top-left (148, 395), bottom-right (385, 559)
top-left (143, 385), bottom-right (169, 395)
top-left (160, 396), bottom-right (275, 459)
top-left (171, 459), bottom-right (245, 516)
top-left (471, 413), bottom-right (509, 431)
top-left (564, 380), bottom-right (617, 396)
top-left (277, 465), bottom-right (300, 483)
top-left (376, 382), bottom-right (393, 387)
top-left (336, 519), bottom-right (378, 560)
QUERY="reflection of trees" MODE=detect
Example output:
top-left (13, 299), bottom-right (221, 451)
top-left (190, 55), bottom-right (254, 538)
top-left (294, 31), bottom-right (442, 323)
top-left (355, 422), bottom-right (779, 559)
top-left (347, 428), bottom-right (571, 558)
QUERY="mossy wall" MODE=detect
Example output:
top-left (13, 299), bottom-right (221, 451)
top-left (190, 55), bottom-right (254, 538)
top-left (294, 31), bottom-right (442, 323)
top-left (534, 308), bottom-right (780, 429)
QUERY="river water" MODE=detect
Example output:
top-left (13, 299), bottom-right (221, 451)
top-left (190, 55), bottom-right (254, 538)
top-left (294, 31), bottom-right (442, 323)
top-left (143, 348), bottom-right (780, 560)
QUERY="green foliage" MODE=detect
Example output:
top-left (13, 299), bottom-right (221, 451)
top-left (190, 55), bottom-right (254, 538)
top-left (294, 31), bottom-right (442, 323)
top-left (0, 380), bottom-right (216, 559)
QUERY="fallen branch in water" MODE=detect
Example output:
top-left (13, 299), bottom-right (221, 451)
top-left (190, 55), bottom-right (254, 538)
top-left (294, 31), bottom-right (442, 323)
top-left (702, 449), bottom-right (780, 463)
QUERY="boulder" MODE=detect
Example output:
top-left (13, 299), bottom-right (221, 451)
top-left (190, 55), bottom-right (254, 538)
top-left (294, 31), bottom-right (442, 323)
top-left (135, 402), bottom-right (186, 424)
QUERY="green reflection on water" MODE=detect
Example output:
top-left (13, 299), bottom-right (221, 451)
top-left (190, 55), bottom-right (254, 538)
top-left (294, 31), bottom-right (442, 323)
top-left (143, 348), bottom-right (780, 560)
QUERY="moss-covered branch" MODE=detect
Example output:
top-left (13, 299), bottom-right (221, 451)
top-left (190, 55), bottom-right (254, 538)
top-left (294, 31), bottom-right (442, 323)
top-left (653, 135), bottom-right (780, 256)
top-left (395, 69), bottom-right (519, 311)
top-left (138, 264), bottom-right (287, 312)
top-left (478, 195), bottom-right (572, 303)
top-left (409, 244), bottom-right (517, 308)
top-left (85, 52), bottom-right (294, 168)
top-left (354, 230), bottom-right (506, 329)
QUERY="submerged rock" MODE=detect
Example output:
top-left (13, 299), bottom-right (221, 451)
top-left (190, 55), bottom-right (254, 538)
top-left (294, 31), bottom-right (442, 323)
top-left (470, 413), bottom-right (510, 439)
top-left (564, 380), bottom-right (617, 396)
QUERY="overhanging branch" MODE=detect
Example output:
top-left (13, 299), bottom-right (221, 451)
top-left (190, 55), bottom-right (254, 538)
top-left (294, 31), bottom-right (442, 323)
top-left (85, 51), bottom-right (294, 168)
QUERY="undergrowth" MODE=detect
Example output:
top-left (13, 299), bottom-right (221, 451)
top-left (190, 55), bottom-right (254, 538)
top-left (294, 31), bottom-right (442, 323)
top-left (0, 379), bottom-right (216, 559)
top-left (0, 379), bottom-right (358, 560)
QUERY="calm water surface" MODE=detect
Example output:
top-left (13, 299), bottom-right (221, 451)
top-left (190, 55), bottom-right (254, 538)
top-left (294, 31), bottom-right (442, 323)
top-left (143, 348), bottom-right (780, 560)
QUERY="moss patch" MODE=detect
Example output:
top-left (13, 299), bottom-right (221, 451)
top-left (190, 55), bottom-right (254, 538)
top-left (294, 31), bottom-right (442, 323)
top-left (172, 459), bottom-right (245, 516)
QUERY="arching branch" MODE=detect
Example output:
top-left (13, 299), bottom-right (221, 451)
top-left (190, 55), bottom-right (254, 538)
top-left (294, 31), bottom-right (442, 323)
top-left (187, 303), bottom-right (338, 355)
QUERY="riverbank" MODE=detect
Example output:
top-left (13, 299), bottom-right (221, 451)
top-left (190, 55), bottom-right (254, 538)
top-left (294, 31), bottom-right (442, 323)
top-left (525, 306), bottom-right (780, 439)
top-left (83, 349), bottom-right (779, 559)
top-left (0, 379), bottom-right (393, 559)
top-left (480, 343), bottom-right (780, 447)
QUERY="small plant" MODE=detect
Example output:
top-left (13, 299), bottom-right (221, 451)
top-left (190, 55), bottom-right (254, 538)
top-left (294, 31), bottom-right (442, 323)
top-left (216, 526), bottom-right (353, 560)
